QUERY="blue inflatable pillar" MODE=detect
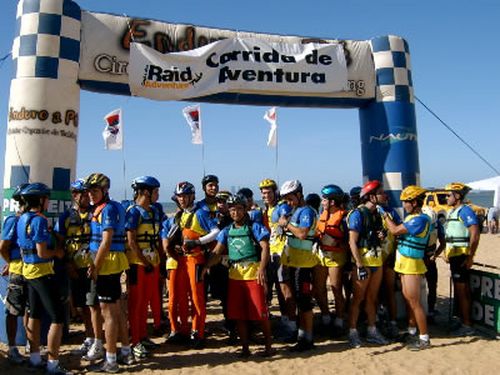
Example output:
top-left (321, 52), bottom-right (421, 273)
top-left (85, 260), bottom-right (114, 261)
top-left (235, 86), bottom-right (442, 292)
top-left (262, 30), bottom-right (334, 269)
top-left (359, 35), bottom-right (420, 210)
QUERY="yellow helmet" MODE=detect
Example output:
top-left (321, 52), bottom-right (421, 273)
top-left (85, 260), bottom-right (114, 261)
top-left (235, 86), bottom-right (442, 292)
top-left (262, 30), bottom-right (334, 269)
top-left (259, 178), bottom-right (277, 190)
top-left (400, 185), bottom-right (427, 201)
top-left (84, 173), bottom-right (110, 189)
top-left (444, 182), bottom-right (471, 196)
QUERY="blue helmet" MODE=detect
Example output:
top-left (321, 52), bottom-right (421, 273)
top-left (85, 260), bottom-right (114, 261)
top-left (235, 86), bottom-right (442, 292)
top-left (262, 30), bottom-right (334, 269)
top-left (12, 183), bottom-right (29, 202)
top-left (131, 176), bottom-right (160, 190)
top-left (349, 186), bottom-right (362, 197)
top-left (20, 182), bottom-right (51, 197)
top-left (70, 178), bottom-right (87, 192)
top-left (321, 184), bottom-right (344, 201)
top-left (174, 181), bottom-right (195, 196)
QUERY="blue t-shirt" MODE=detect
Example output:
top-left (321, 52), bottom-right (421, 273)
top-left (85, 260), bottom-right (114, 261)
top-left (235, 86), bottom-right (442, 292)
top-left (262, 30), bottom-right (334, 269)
top-left (2, 215), bottom-right (21, 260)
top-left (403, 214), bottom-right (429, 236)
top-left (289, 206), bottom-right (316, 229)
top-left (348, 209), bottom-right (364, 233)
top-left (458, 205), bottom-right (479, 227)
top-left (216, 221), bottom-right (270, 245)
top-left (160, 216), bottom-right (174, 239)
top-left (271, 202), bottom-right (292, 223)
top-left (249, 209), bottom-right (263, 224)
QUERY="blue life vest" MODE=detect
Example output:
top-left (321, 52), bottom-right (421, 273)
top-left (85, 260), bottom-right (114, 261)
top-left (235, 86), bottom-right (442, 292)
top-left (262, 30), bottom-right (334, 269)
top-left (17, 212), bottom-right (52, 264)
top-left (397, 214), bottom-right (431, 259)
top-left (89, 200), bottom-right (126, 253)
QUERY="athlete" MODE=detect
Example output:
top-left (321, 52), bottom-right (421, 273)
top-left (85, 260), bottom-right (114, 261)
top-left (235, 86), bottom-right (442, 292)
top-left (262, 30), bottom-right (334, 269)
top-left (384, 186), bottom-right (431, 351)
top-left (204, 194), bottom-right (274, 357)
top-left (85, 173), bottom-right (131, 373)
top-left (197, 174), bottom-right (219, 220)
top-left (313, 184), bottom-right (348, 335)
top-left (347, 180), bottom-right (388, 348)
top-left (164, 181), bottom-right (220, 348)
top-left (125, 176), bottom-right (162, 359)
top-left (279, 180), bottom-right (318, 352)
top-left (0, 184), bottom-right (28, 364)
top-left (443, 182), bottom-right (480, 336)
top-left (54, 179), bottom-right (94, 357)
top-left (16, 183), bottom-right (67, 374)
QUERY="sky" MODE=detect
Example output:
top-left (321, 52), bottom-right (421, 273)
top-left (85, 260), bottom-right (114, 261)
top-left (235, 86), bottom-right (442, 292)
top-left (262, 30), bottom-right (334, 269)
top-left (0, 0), bottom-right (500, 200)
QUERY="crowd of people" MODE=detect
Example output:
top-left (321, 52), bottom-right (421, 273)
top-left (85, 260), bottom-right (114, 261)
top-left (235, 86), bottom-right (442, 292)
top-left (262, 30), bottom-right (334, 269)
top-left (0, 174), bottom-right (481, 374)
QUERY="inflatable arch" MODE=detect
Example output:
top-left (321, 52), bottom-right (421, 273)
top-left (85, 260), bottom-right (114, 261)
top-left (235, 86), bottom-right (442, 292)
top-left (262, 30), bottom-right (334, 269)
top-left (3, 0), bottom-right (420, 223)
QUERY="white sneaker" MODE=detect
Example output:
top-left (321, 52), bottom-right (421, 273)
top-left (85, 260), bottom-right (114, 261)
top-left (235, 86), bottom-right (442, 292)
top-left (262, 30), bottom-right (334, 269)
top-left (83, 342), bottom-right (104, 361)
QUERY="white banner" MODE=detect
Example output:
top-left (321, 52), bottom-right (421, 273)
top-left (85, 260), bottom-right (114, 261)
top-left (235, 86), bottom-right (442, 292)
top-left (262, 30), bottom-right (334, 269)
top-left (182, 105), bottom-right (203, 144)
top-left (129, 39), bottom-right (348, 101)
top-left (103, 108), bottom-right (123, 150)
top-left (264, 107), bottom-right (278, 148)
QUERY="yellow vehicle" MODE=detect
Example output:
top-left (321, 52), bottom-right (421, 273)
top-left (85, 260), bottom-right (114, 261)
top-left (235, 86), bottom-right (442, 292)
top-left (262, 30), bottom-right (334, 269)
top-left (423, 190), bottom-right (487, 230)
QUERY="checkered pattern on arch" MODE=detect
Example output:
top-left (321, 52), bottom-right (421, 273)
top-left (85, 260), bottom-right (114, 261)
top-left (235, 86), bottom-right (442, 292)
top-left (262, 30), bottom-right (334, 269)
top-left (370, 35), bottom-right (414, 103)
top-left (12, 0), bottom-right (81, 79)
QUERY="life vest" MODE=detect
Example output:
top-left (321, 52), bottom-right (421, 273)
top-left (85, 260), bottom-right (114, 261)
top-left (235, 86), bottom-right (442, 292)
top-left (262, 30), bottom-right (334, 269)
top-left (349, 205), bottom-right (383, 265)
top-left (89, 200), bottom-right (126, 253)
top-left (64, 208), bottom-right (92, 266)
top-left (283, 206), bottom-right (318, 268)
top-left (126, 204), bottom-right (161, 264)
top-left (397, 214), bottom-right (431, 259)
top-left (227, 223), bottom-right (259, 263)
top-left (176, 208), bottom-right (208, 256)
top-left (18, 212), bottom-right (52, 264)
top-left (315, 209), bottom-right (346, 252)
top-left (4, 215), bottom-right (22, 261)
top-left (445, 206), bottom-right (470, 248)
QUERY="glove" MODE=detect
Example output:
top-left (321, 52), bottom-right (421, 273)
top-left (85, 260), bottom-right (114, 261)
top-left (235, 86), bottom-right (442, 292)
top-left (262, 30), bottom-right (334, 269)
top-left (357, 266), bottom-right (369, 281)
top-left (184, 239), bottom-right (201, 250)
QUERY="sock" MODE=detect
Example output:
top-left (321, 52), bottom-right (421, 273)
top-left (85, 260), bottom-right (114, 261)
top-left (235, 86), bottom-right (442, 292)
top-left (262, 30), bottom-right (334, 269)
top-left (84, 337), bottom-right (94, 345)
top-left (390, 320), bottom-right (397, 326)
top-left (94, 339), bottom-right (103, 347)
top-left (47, 359), bottom-right (59, 371)
top-left (121, 345), bottom-right (131, 356)
top-left (304, 331), bottom-right (313, 342)
top-left (321, 314), bottom-right (331, 326)
top-left (297, 329), bottom-right (306, 339)
top-left (349, 328), bottom-right (358, 335)
top-left (419, 334), bottom-right (429, 342)
top-left (334, 317), bottom-right (344, 328)
top-left (408, 326), bottom-right (417, 335)
top-left (30, 352), bottom-right (42, 365)
top-left (106, 352), bottom-right (117, 364)
top-left (288, 320), bottom-right (297, 331)
top-left (367, 325), bottom-right (377, 334)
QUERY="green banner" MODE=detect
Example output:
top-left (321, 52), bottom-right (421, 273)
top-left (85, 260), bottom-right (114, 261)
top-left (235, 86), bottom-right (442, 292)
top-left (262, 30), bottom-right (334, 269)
top-left (470, 268), bottom-right (500, 333)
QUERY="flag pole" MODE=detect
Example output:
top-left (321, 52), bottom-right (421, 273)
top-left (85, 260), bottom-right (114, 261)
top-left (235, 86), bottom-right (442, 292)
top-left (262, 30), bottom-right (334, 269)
top-left (201, 142), bottom-right (206, 177)
top-left (275, 124), bottom-right (279, 186)
top-left (121, 107), bottom-right (127, 200)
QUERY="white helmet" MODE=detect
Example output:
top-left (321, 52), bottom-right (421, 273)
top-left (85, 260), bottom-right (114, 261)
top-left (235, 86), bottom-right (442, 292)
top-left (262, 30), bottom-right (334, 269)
top-left (280, 180), bottom-right (303, 196)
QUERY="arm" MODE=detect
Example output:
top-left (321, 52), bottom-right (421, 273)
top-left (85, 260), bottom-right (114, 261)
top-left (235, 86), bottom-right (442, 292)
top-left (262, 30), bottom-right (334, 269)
top-left (0, 240), bottom-right (11, 263)
top-left (258, 239), bottom-right (270, 286)
top-left (204, 242), bottom-right (225, 269)
top-left (35, 241), bottom-right (63, 259)
top-left (384, 214), bottom-right (408, 236)
top-left (91, 228), bottom-right (113, 278)
top-left (348, 230), bottom-right (364, 268)
top-left (127, 229), bottom-right (152, 267)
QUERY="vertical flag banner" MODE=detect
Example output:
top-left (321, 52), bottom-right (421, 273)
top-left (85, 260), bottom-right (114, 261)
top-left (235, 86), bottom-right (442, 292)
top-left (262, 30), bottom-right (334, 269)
top-left (103, 109), bottom-right (123, 150)
top-left (182, 104), bottom-right (203, 144)
top-left (264, 107), bottom-right (278, 147)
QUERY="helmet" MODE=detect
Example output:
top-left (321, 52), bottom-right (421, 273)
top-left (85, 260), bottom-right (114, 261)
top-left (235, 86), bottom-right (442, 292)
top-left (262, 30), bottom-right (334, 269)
top-left (20, 183), bottom-right (51, 197)
top-left (174, 181), bottom-right (195, 195)
top-left (321, 184), bottom-right (345, 201)
top-left (237, 187), bottom-right (253, 199)
top-left (400, 185), bottom-right (427, 201)
top-left (131, 176), bottom-right (160, 190)
top-left (215, 190), bottom-right (232, 202)
top-left (70, 179), bottom-right (87, 192)
top-left (227, 194), bottom-right (248, 208)
top-left (360, 180), bottom-right (382, 198)
top-left (259, 178), bottom-right (277, 190)
top-left (280, 180), bottom-right (303, 196)
top-left (445, 182), bottom-right (471, 197)
top-left (305, 193), bottom-right (321, 211)
top-left (349, 186), bottom-right (362, 196)
top-left (201, 174), bottom-right (219, 188)
top-left (84, 173), bottom-right (110, 189)
top-left (12, 183), bottom-right (29, 202)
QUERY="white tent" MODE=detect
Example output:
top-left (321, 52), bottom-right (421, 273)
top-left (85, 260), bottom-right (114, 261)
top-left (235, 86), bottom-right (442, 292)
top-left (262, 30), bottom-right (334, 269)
top-left (467, 176), bottom-right (500, 208)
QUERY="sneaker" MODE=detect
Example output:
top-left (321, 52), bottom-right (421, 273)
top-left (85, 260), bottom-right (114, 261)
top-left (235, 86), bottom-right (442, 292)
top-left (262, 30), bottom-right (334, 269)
top-left (166, 331), bottom-right (188, 345)
top-left (366, 329), bottom-right (389, 345)
top-left (46, 364), bottom-right (73, 375)
top-left (72, 340), bottom-right (92, 355)
top-left (117, 351), bottom-right (135, 366)
top-left (8, 347), bottom-right (25, 364)
top-left (94, 361), bottom-right (119, 373)
top-left (451, 324), bottom-right (475, 337)
top-left (407, 338), bottom-right (431, 351)
top-left (140, 337), bottom-right (158, 350)
top-left (289, 338), bottom-right (315, 352)
top-left (386, 323), bottom-right (400, 339)
top-left (400, 331), bottom-right (418, 345)
top-left (83, 342), bottom-right (104, 361)
top-left (132, 343), bottom-right (149, 359)
top-left (28, 359), bottom-right (47, 372)
top-left (190, 331), bottom-right (206, 349)
top-left (25, 342), bottom-right (31, 355)
top-left (349, 331), bottom-right (362, 348)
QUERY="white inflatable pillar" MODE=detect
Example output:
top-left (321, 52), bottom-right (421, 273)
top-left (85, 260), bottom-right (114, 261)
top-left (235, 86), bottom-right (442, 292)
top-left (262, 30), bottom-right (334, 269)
top-left (3, 0), bottom-right (81, 224)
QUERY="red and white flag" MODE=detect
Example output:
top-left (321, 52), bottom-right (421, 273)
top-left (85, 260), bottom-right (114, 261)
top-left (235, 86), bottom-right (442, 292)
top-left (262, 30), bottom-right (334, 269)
top-left (182, 104), bottom-right (203, 144)
top-left (102, 108), bottom-right (123, 150)
top-left (264, 107), bottom-right (277, 147)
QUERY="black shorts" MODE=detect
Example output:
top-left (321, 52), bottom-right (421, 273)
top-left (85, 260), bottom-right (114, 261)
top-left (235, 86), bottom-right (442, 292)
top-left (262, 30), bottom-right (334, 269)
top-left (95, 273), bottom-right (122, 304)
top-left (449, 255), bottom-right (470, 283)
top-left (5, 273), bottom-right (28, 316)
top-left (290, 267), bottom-right (314, 312)
top-left (71, 268), bottom-right (91, 308)
top-left (27, 275), bottom-right (65, 323)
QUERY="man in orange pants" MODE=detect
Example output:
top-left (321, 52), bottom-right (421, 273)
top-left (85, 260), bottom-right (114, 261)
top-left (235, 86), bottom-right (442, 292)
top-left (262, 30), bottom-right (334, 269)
top-left (163, 181), bottom-right (220, 348)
